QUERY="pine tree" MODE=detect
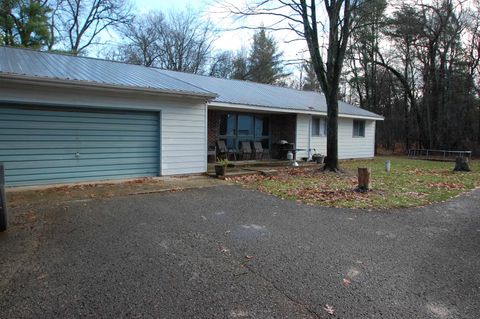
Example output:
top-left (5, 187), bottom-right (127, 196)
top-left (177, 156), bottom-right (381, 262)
top-left (302, 61), bottom-right (320, 91)
top-left (0, 0), bottom-right (51, 48)
top-left (231, 50), bottom-right (249, 80)
top-left (247, 29), bottom-right (288, 84)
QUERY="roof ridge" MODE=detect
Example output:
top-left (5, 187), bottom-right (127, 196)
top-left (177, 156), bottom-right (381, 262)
top-left (1, 45), bottom-right (320, 96)
top-left (159, 68), bottom-right (323, 95)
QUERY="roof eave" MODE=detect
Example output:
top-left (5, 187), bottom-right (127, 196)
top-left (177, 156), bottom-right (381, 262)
top-left (209, 101), bottom-right (384, 120)
top-left (0, 73), bottom-right (217, 100)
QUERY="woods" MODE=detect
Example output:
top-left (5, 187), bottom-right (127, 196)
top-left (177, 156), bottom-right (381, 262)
top-left (1, 0), bottom-right (479, 155)
top-left (345, 0), bottom-right (480, 154)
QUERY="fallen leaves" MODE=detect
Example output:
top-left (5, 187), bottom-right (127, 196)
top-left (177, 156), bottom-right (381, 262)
top-left (405, 191), bottom-right (427, 199)
top-left (125, 178), bottom-right (148, 185)
top-left (428, 182), bottom-right (465, 190)
top-left (227, 158), bottom-right (479, 209)
top-left (342, 278), bottom-right (351, 287)
top-left (324, 304), bottom-right (335, 315)
top-left (219, 245), bottom-right (230, 254)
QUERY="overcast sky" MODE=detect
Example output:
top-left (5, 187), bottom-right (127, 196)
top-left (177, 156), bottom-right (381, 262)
top-left (121, 0), bottom-right (308, 71)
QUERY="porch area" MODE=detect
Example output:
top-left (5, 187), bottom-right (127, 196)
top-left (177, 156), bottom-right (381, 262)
top-left (206, 158), bottom-right (319, 178)
top-left (207, 109), bottom-right (299, 163)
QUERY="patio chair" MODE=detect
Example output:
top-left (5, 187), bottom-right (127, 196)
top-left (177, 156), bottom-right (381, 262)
top-left (239, 141), bottom-right (253, 160)
top-left (253, 142), bottom-right (269, 160)
top-left (216, 140), bottom-right (236, 161)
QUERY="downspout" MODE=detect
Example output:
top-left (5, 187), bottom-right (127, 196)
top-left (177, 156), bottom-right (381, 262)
top-left (308, 115), bottom-right (312, 161)
top-left (204, 101), bottom-right (209, 173)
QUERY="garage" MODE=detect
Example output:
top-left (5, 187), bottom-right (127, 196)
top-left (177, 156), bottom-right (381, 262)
top-left (0, 107), bottom-right (160, 186)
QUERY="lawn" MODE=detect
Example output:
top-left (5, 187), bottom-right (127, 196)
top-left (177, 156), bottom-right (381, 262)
top-left (228, 156), bottom-right (480, 209)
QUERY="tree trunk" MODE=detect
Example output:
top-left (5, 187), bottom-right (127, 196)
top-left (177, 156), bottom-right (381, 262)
top-left (478, 104), bottom-right (480, 143)
top-left (324, 95), bottom-right (339, 171)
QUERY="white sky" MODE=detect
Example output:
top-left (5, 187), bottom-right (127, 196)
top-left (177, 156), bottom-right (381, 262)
top-left (124, 0), bottom-right (309, 71)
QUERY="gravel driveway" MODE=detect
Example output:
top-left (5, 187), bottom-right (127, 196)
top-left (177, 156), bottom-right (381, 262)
top-left (1, 185), bottom-right (479, 318)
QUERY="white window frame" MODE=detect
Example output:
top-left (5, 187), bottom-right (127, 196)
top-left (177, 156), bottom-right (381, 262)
top-left (312, 117), bottom-right (327, 137)
top-left (353, 120), bottom-right (366, 137)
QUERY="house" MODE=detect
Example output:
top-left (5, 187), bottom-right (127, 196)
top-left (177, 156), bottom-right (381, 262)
top-left (0, 46), bottom-right (383, 186)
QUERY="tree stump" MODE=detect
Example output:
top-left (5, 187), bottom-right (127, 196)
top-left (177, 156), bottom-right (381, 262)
top-left (357, 167), bottom-right (372, 192)
top-left (453, 157), bottom-right (471, 172)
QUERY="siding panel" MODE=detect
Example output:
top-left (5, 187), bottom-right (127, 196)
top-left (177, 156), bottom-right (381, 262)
top-left (295, 114), bottom-right (310, 159)
top-left (295, 116), bottom-right (375, 160)
top-left (338, 118), bottom-right (375, 159)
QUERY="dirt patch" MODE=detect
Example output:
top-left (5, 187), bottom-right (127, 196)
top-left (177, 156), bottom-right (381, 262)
top-left (7, 176), bottom-right (229, 209)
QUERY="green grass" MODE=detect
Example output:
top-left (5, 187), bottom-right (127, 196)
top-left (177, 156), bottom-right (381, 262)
top-left (229, 156), bottom-right (480, 209)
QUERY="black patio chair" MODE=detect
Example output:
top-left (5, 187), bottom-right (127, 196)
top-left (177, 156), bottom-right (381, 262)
top-left (239, 141), bottom-right (253, 160)
top-left (253, 142), bottom-right (269, 160)
top-left (216, 140), bottom-right (236, 161)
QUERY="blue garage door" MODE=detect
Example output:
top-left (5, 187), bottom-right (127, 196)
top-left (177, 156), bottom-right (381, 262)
top-left (0, 107), bottom-right (160, 186)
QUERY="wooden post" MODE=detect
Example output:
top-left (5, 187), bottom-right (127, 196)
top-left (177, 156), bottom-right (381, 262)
top-left (0, 163), bottom-right (8, 232)
top-left (357, 167), bottom-right (372, 191)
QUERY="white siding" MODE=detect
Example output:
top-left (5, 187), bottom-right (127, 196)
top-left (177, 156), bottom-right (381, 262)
top-left (296, 115), bottom-right (375, 160)
top-left (0, 81), bottom-right (208, 176)
top-left (338, 118), bottom-right (375, 159)
top-left (295, 114), bottom-right (310, 159)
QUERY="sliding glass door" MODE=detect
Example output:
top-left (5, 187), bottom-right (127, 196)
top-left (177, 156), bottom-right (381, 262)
top-left (219, 113), bottom-right (237, 149)
top-left (237, 114), bottom-right (254, 147)
top-left (219, 112), bottom-right (270, 151)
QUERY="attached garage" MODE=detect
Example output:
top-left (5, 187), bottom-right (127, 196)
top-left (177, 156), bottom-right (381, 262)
top-left (0, 46), bottom-right (215, 187)
top-left (0, 107), bottom-right (161, 186)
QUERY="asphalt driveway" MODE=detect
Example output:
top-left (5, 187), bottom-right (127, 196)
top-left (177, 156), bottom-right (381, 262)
top-left (1, 185), bottom-right (479, 318)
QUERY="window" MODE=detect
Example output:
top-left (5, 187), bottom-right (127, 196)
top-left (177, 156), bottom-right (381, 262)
top-left (219, 113), bottom-right (236, 136)
top-left (238, 115), bottom-right (253, 136)
top-left (353, 120), bottom-right (366, 137)
top-left (312, 117), bottom-right (327, 137)
top-left (254, 115), bottom-right (269, 137)
top-left (218, 112), bottom-right (270, 150)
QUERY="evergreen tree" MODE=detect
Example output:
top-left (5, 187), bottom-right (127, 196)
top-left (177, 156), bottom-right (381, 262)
top-left (301, 61), bottom-right (320, 91)
top-left (231, 49), bottom-right (249, 80)
top-left (247, 28), bottom-right (288, 84)
top-left (0, 0), bottom-right (50, 48)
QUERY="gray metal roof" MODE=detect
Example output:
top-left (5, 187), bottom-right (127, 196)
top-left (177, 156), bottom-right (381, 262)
top-left (0, 46), bottom-right (382, 119)
top-left (0, 46), bottom-right (215, 98)
top-left (158, 69), bottom-right (383, 119)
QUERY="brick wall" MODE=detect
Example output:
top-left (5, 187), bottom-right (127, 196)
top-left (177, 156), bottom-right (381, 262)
top-left (271, 113), bottom-right (297, 145)
top-left (208, 109), bottom-right (220, 148)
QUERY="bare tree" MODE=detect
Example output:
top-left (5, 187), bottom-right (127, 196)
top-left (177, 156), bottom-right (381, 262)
top-left (119, 12), bottom-right (162, 66)
top-left (209, 50), bottom-right (235, 78)
top-left (56, 0), bottom-right (132, 55)
top-left (117, 10), bottom-right (217, 74)
top-left (46, 0), bottom-right (65, 50)
top-left (342, 0), bottom-right (479, 153)
top-left (226, 0), bottom-right (361, 171)
top-left (464, 0), bottom-right (480, 143)
top-left (157, 10), bottom-right (217, 73)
